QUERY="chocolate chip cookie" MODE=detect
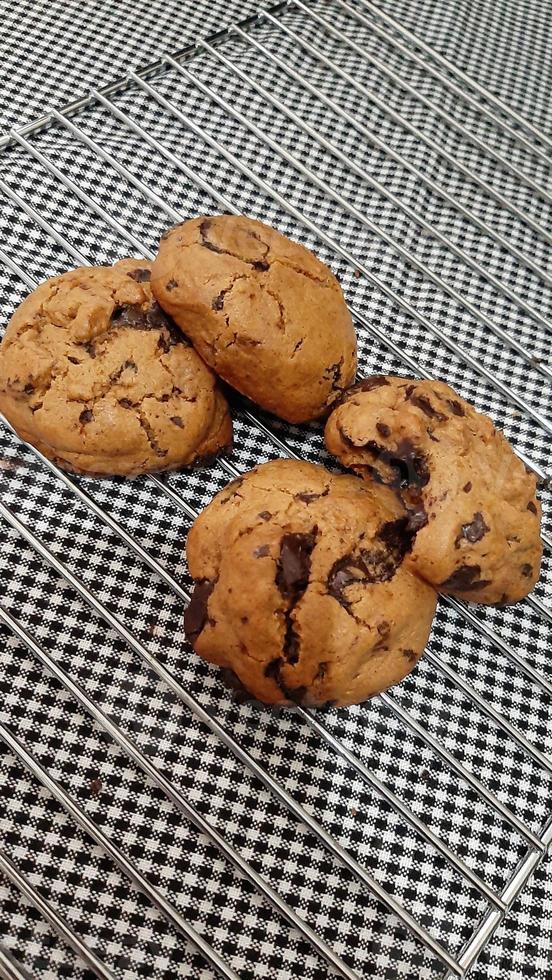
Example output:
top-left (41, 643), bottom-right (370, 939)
top-left (184, 459), bottom-right (437, 707)
top-left (151, 215), bottom-right (357, 423)
top-left (325, 376), bottom-right (542, 604)
top-left (0, 259), bottom-right (232, 476)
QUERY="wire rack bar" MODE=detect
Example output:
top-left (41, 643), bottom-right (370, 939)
top-left (33, 109), bottom-right (551, 481)
top-left (106, 75), bottom-right (552, 433)
top-left (261, 11), bottom-right (552, 284)
top-left (0, 851), bottom-right (116, 980)
top-left (0, 944), bottom-right (34, 980)
top-left (0, 605), bottom-right (360, 980)
top-left (290, 0), bottom-right (552, 244)
top-left (355, 0), bottom-right (552, 157)
top-left (171, 52), bottom-right (551, 380)
top-left (338, 0), bottom-right (552, 184)
top-left (233, 23), bottom-right (552, 333)
top-left (0, 726), bottom-right (240, 980)
top-left (0, 500), bottom-right (464, 975)
top-left (292, 0), bottom-right (552, 212)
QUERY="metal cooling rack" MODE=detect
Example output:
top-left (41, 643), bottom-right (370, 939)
top-left (0, 1), bottom-right (550, 978)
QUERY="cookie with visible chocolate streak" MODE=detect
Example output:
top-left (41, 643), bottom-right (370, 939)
top-left (324, 375), bottom-right (542, 604)
top-left (151, 214), bottom-right (357, 423)
top-left (0, 259), bottom-right (232, 476)
top-left (184, 458), bottom-right (437, 708)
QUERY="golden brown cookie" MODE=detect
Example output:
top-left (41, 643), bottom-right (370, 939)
top-left (151, 215), bottom-right (357, 423)
top-left (325, 376), bottom-right (542, 604)
top-left (184, 459), bottom-right (437, 707)
top-left (0, 260), bottom-right (232, 476)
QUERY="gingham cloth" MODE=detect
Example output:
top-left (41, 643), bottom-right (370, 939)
top-left (0, 1), bottom-right (550, 979)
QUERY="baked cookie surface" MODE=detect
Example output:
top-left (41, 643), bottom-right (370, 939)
top-left (0, 259), bottom-right (232, 476)
top-left (151, 215), bottom-right (357, 423)
top-left (325, 376), bottom-right (542, 604)
top-left (184, 459), bottom-right (437, 707)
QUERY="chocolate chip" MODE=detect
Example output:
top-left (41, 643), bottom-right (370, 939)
top-left (252, 260), bottom-right (269, 271)
top-left (455, 512), bottom-right (489, 547)
top-left (405, 507), bottom-right (428, 532)
top-left (254, 544), bottom-right (270, 558)
top-left (324, 357), bottom-right (344, 392)
top-left (258, 511), bottom-right (272, 521)
top-left (527, 501), bottom-right (537, 514)
top-left (463, 482), bottom-right (472, 493)
top-left (521, 563), bottom-right (533, 577)
top-left (24, 383), bottom-right (34, 394)
top-left (184, 579), bottom-right (215, 644)
top-left (118, 398), bottom-right (133, 408)
top-left (79, 408), bottom-right (94, 424)
top-left (170, 416), bottom-right (184, 428)
top-left (276, 532), bottom-right (316, 599)
top-left (264, 658), bottom-right (282, 679)
top-left (111, 300), bottom-right (174, 333)
top-left (427, 428), bottom-right (440, 443)
top-left (67, 356), bottom-right (80, 365)
top-left (447, 399), bottom-right (465, 417)
top-left (405, 388), bottom-right (447, 420)
top-left (166, 278), bottom-right (179, 291)
top-left (283, 618), bottom-right (300, 664)
top-left (295, 488), bottom-right (329, 504)
top-left (440, 565), bottom-right (491, 592)
top-left (127, 267), bottom-right (151, 282)
top-left (377, 621), bottom-right (390, 636)
top-left (354, 376), bottom-right (389, 393)
top-left (376, 422), bottom-right (391, 438)
top-left (355, 438), bottom-right (430, 490)
top-left (402, 649), bottom-right (417, 662)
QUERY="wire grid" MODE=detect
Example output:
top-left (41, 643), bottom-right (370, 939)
top-left (0, 1), bottom-right (551, 978)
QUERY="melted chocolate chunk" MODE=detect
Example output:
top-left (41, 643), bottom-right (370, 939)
top-left (521, 563), bottom-right (533, 577)
top-left (254, 544), bottom-right (270, 558)
top-left (283, 618), bottom-right (300, 664)
top-left (440, 565), bottom-right (491, 592)
top-left (377, 517), bottom-right (417, 562)
top-left (24, 383), bottom-right (34, 394)
top-left (327, 521), bottom-right (414, 608)
top-left (170, 416), bottom-right (184, 428)
top-left (111, 300), bottom-right (175, 335)
top-left (405, 507), bottom-right (429, 532)
top-left (447, 399), bottom-right (465, 417)
top-left (166, 278), bottom-right (179, 291)
top-left (359, 439), bottom-right (430, 490)
top-left (376, 422), bottom-right (391, 438)
top-left (337, 376), bottom-right (389, 406)
top-left (455, 512), bottom-right (489, 547)
top-left (463, 482), bottom-right (472, 493)
top-left (295, 488), bottom-right (329, 504)
top-left (127, 267), bottom-right (151, 282)
top-left (402, 649), bottom-right (417, 662)
top-left (252, 260), bottom-right (269, 271)
top-left (276, 532), bottom-right (316, 599)
top-left (527, 501), bottom-right (537, 514)
top-left (119, 398), bottom-right (133, 409)
top-left (67, 356), bottom-right (80, 365)
top-left (324, 357), bottom-right (344, 392)
top-left (79, 408), bottom-right (94, 424)
top-left (258, 510), bottom-right (272, 521)
top-left (264, 658), bottom-right (282, 679)
top-left (405, 389), bottom-right (447, 421)
top-left (184, 579), bottom-right (215, 643)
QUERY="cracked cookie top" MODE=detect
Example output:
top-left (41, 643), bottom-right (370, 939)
top-left (325, 376), bottom-right (542, 604)
top-left (0, 259), bottom-right (232, 476)
top-left (151, 215), bottom-right (357, 423)
top-left (184, 459), bottom-right (437, 707)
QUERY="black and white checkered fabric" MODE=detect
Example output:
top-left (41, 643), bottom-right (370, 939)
top-left (0, 1), bottom-right (550, 979)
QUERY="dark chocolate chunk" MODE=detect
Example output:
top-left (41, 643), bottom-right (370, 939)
top-left (79, 408), bottom-right (94, 424)
top-left (359, 438), bottom-right (430, 490)
top-left (119, 398), bottom-right (133, 409)
top-left (184, 579), bottom-right (215, 644)
top-left (521, 563), bottom-right (533, 577)
top-left (427, 428), bottom-right (440, 443)
top-left (67, 356), bottom-right (80, 365)
top-left (402, 649), bottom-right (417, 662)
top-left (405, 388), bottom-right (447, 420)
top-left (376, 422), bottom-right (391, 438)
top-left (252, 260), bottom-right (269, 271)
top-left (111, 300), bottom-right (174, 334)
top-left (455, 512), bottom-right (489, 547)
top-left (405, 507), bottom-right (429, 532)
top-left (463, 482), bottom-right (472, 493)
top-left (447, 399), bottom-right (465, 417)
top-left (24, 383), bottom-right (34, 394)
top-left (276, 531), bottom-right (316, 599)
top-left (440, 565), bottom-right (491, 592)
top-left (324, 357), bottom-right (344, 392)
top-left (254, 544), bottom-right (270, 558)
top-left (283, 617), bottom-right (300, 664)
top-left (527, 501), bottom-right (537, 514)
top-left (264, 657), bottom-right (283, 679)
top-left (170, 416), bottom-right (184, 428)
top-left (127, 267), bottom-right (151, 282)
top-left (295, 488), bottom-right (329, 504)
top-left (166, 278), bottom-right (179, 291)
top-left (258, 511), bottom-right (272, 521)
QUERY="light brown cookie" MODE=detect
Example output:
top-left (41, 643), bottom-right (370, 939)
top-left (184, 459), bottom-right (437, 707)
top-left (0, 259), bottom-right (232, 476)
top-left (325, 376), bottom-right (542, 604)
top-left (151, 215), bottom-right (357, 423)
